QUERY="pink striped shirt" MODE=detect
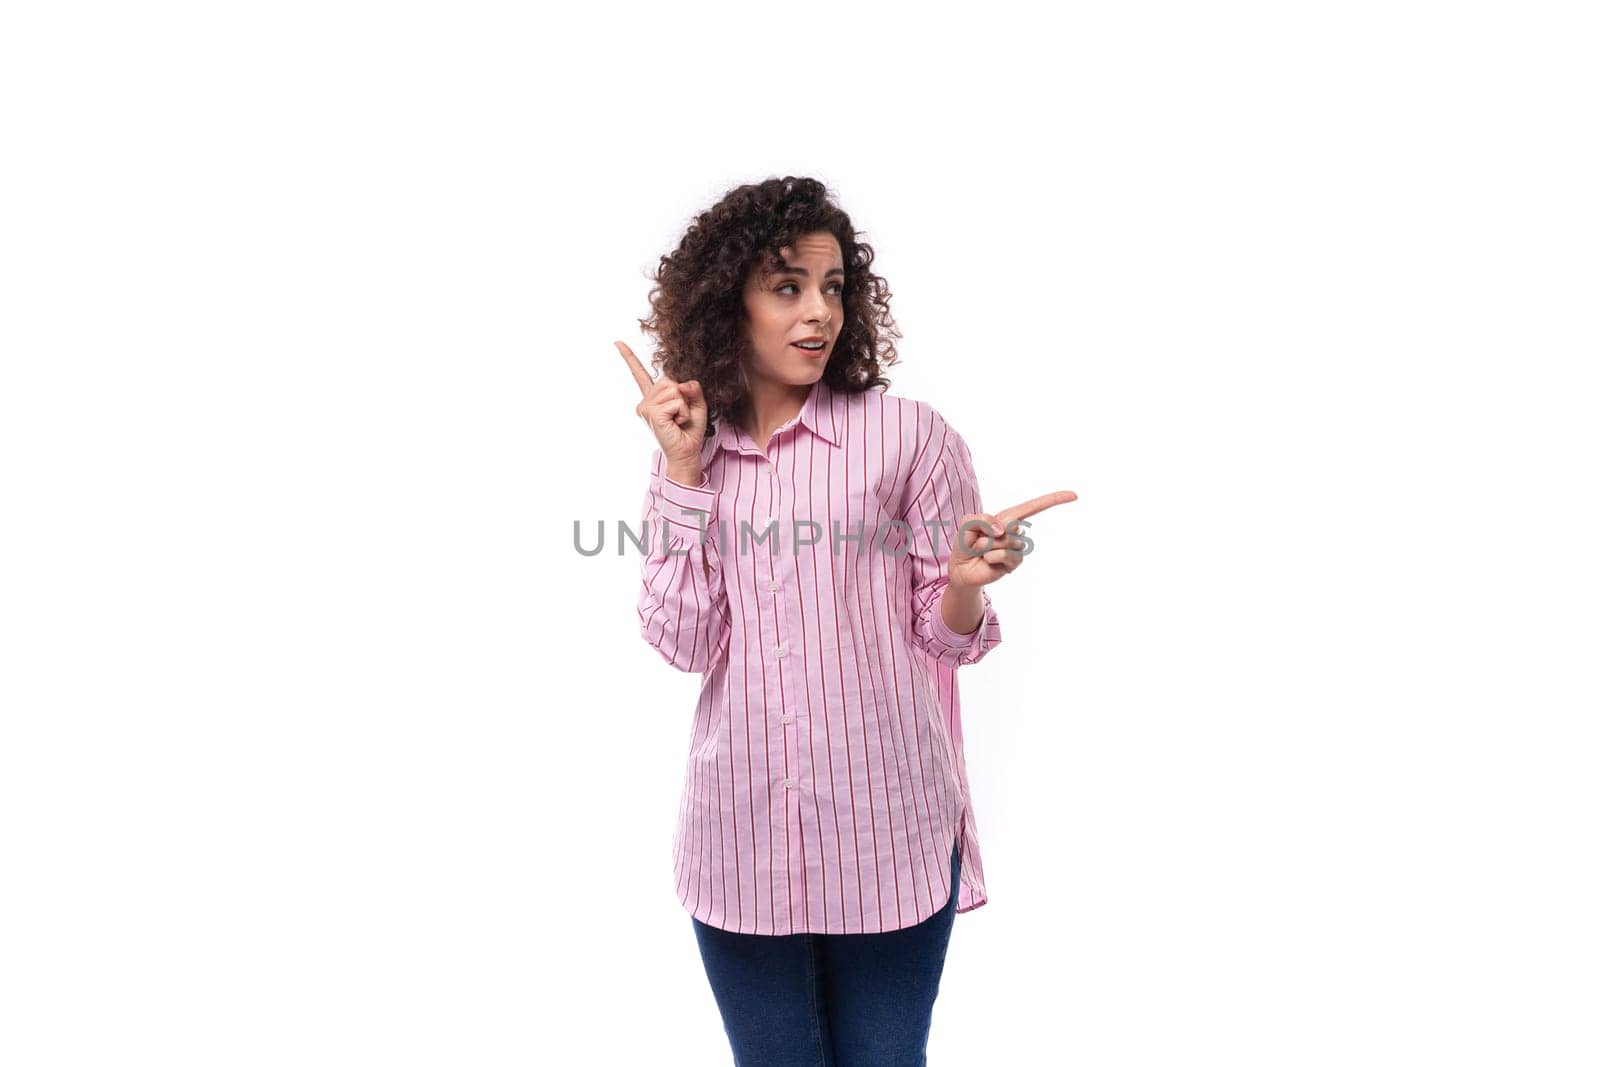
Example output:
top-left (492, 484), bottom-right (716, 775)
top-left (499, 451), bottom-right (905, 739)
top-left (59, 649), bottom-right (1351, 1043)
top-left (637, 376), bottom-right (1001, 935)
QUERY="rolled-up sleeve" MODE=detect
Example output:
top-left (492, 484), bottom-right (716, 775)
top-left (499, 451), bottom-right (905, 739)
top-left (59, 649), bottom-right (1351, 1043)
top-left (637, 452), bottom-right (730, 673)
top-left (902, 411), bottom-right (1002, 667)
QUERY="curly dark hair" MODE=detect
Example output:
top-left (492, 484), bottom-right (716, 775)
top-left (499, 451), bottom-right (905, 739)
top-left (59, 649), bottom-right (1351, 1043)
top-left (637, 175), bottom-right (902, 443)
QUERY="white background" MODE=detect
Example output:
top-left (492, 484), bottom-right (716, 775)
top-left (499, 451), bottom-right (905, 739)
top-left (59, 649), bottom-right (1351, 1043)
top-left (3, 2), bottom-right (1597, 1064)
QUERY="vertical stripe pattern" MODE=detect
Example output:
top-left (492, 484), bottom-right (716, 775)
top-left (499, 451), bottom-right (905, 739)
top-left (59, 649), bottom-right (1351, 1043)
top-left (638, 378), bottom-right (1000, 935)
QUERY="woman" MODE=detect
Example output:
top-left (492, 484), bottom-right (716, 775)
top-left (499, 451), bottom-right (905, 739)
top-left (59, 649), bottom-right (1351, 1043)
top-left (616, 176), bottom-right (1075, 1065)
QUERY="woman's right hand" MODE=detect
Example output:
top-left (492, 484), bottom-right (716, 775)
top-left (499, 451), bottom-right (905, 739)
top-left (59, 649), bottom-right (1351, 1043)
top-left (616, 340), bottom-right (707, 474)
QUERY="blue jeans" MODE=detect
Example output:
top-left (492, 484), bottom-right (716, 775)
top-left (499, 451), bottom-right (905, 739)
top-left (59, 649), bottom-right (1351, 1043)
top-left (690, 838), bottom-right (961, 1066)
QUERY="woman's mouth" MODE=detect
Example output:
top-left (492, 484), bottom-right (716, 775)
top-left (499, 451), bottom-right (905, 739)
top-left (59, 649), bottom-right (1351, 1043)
top-left (792, 339), bottom-right (827, 358)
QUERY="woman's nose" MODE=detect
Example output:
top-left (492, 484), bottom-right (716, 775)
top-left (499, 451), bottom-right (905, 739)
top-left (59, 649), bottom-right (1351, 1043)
top-left (804, 289), bottom-right (830, 323)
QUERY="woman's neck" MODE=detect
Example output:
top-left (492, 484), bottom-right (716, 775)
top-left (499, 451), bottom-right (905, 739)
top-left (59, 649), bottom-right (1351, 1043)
top-left (741, 379), bottom-right (811, 452)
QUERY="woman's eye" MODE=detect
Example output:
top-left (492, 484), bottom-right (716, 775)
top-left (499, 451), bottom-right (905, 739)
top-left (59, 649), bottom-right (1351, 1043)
top-left (776, 282), bottom-right (845, 295)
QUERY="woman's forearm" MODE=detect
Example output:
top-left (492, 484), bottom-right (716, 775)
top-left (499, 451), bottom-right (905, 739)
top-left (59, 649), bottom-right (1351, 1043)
top-left (666, 463), bottom-right (704, 487)
top-left (940, 580), bottom-right (985, 636)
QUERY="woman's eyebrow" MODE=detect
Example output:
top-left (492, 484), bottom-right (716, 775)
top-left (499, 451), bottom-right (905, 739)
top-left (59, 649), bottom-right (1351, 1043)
top-left (772, 265), bottom-right (847, 278)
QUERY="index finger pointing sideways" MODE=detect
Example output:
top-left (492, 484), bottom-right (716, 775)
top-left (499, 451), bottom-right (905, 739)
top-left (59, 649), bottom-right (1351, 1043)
top-left (995, 490), bottom-right (1078, 527)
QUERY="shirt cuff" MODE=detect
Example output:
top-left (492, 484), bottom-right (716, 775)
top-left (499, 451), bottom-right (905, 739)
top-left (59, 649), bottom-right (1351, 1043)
top-left (658, 471), bottom-right (717, 537)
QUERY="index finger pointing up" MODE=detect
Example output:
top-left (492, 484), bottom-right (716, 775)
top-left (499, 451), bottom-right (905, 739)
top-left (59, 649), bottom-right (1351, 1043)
top-left (614, 340), bottom-right (658, 397)
top-left (995, 490), bottom-right (1078, 527)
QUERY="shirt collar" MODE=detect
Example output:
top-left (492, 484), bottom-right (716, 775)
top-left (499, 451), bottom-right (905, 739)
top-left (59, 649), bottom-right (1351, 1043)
top-left (712, 377), bottom-right (841, 454)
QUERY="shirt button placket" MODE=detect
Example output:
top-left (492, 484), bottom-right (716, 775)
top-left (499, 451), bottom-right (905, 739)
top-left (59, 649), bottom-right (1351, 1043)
top-left (768, 450), bottom-right (786, 666)
top-left (768, 450), bottom-right (800, 807)
top-left (766, 463), bottom-right (781, 592)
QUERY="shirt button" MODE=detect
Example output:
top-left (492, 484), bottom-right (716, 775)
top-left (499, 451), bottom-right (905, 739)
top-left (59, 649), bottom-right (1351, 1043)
top-left (783, 778), bottom-right (795, 789)
top-left (768, 580), bottom-right (781, 592)
top-left (775, 646), bottom-right (786, 658)
top-left (780, 714), bottom-right (794, 723)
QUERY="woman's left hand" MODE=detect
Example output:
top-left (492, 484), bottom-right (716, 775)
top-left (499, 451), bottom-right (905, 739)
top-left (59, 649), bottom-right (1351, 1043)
top-left (948, 490), bottom-right (1078, 590)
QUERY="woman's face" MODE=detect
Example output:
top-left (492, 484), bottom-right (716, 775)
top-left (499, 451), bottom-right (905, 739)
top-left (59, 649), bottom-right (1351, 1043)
top-left (740, 230), bottom-right (845, 393)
